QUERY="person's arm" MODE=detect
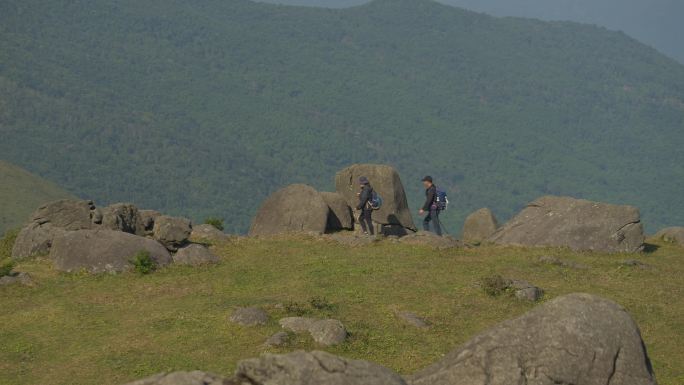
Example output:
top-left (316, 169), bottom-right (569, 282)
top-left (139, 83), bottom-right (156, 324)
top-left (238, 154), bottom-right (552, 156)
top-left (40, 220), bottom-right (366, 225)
top-left (422, 187), bottom-right (435, 211)
top-left (357, 188), bottom-right (370, 210)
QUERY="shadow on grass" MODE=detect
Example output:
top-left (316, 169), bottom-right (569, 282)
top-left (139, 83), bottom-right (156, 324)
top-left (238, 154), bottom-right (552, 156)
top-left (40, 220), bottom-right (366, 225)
top-left (642, 243), bottom-right (660, 254)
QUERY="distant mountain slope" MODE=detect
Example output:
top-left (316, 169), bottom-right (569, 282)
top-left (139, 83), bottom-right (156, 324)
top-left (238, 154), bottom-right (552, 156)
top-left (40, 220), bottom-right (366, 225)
top-left (0, 0), bottom-right (683, 233)
top-left (0, 161), bottom-right (75, 234)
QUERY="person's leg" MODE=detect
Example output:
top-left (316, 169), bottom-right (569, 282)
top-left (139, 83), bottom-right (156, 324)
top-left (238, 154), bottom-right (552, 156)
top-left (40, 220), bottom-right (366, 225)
top-left (432, 209), bottom-right (442, 236)
top-left (358, 211), bottom-right (369, 234)
top-left (363, 209), bottom-right (375, 235)
top-left (423, 211), bottom-right (432, 232)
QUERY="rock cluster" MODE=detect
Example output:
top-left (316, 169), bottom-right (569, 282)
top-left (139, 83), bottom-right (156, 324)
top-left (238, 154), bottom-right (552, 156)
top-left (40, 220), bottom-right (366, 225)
top-left (11, 199), bottom-right (221, 273)
top-left (249, 164), bottom-right (416, 237)
top-left (125, 294), bottom-right (657, 385)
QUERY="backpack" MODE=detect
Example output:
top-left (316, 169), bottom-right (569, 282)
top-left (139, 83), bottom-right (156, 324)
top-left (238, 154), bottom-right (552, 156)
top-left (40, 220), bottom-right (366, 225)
top-left (369, 190), bottom-right (383, 210)
top-left (435, 188), bottom-right (449, 211)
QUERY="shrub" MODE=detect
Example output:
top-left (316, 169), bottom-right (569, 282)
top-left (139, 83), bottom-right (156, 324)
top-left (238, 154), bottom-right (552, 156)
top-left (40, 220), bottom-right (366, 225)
top-left (284, 300), bottom-right (308, 316)
top-left (204, 218), bottom-right (224, 231)
top-left (309, 296), bottom-right (335, 312)
top-left (481, 275), bottom-right (511, 297)
top-left (0, 260), bottom-right (14, 277)
top-left (130, 250), bottom-right (157, 275)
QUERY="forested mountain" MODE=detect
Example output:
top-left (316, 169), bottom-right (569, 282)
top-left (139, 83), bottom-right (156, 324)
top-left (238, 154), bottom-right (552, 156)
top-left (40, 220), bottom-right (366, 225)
top-left (259, 0), bottom-right (684, 63)
top-left (1, 0), bottom-right (683, 233)
top-left (0, 161), bottom-right (76, 234)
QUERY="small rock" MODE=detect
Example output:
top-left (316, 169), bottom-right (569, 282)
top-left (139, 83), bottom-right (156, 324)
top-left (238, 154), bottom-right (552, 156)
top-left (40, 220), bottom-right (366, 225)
top-left (264, 332), bottom-right (289, 347)
top-left (279, 317), bottom-right (348, 346)
top-left (230, 307), bottom-right (269, 326)
top-left (396, 311), bottom-right (430, 328)
top-left (191, 224), bottom-right (227, 242)
top-left (279, 317), bottom-right (317, 333)
top-left (538, 255), bottom-right (589, 270)
top-left (309, 319), bottom-right (348, 346)
top-left (172, 244), bottom-right (219, 266)
top-left (508, 279), bottom-right (544, 302)
top-left (0, 272), bottom-right (33, 286)
top-left (122, 370), bottom-right (227, 385)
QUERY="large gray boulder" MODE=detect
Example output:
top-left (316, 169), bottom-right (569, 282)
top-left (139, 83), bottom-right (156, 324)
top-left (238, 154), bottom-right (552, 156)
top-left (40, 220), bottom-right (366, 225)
top-left (335, 164), bottom-right (415, 231)
top-left (249, 184), bottom-right (329, 237)
top-left (488, 196), bottom-right (644, 253)
top-left (228, 350), bottom-right (407, 385)
top-left (122, 371), bottom-right (227, 385)
top-left (462, 208), bottom-right (499, 243)
top-left (320, 192), bottom-right (354, 232)
top-left (653, 226), bottom-right (684, 246)
top-left (51, 229), bottom-right (172, 273)
top-left (11, 199), bottom-right (96, 259)
top-left (153, 216), bottom-right (192, 251)
top-left (138, 210), bottom-right (161, 236)
top-left (100, 203), bottom-right (142, 235)
top-left (408, 293), bottom-right (657, 385)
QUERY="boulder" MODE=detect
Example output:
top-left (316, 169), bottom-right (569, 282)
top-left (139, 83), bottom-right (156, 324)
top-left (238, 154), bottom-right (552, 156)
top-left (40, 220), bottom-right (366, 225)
top-left (462, 208), bottom-right (498, 243)
top-left (264, 332), bottom-right (289, 347)
top-left (229, 307), bottom-right (269, 326)
top-left (229, 350), bottom-right (407, 385)
top-left (399, 231), bottom-right (462, 249)
top-left (279, 317), bottom-right (348, 346)
top-left (172, 244), bottom-right (219, 266)
top-left (100, 203), bottom-right (141, 235)
top-left (249, 184), bottom-right (329, 237)
top-left (153, 216), bottom-right (192, 251)
top-left (138, 210), bottom-right (161, 236)
top-left (30, 199), bottom-right (95, 230)
top-left (653, 226), bottom-right (684, 246)
top-left (50, 230), bottom-right (172, 273)
top-left (12, 199), bottom-right (96, 259)
top-left (408, 293), bottom-right (657, 385)
top-left (11, 222), bottom-right (66, 259)
top-left (122, 371), bottom-right (227, 385)
top-left (335, 164), bottom-right (416, 231)
top-left (320, 192), bottom-right (354, 232)
top-left (488, 196), bottom-right (644, 253)
top-left (191, 224), bottom-right (227, 242)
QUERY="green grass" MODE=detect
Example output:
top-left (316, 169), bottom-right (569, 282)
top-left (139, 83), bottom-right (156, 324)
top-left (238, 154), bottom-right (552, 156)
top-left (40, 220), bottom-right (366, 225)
top-left (0, 235), bottom-right (682, 385)
top-left (0, 161), bottom-right (75, 235)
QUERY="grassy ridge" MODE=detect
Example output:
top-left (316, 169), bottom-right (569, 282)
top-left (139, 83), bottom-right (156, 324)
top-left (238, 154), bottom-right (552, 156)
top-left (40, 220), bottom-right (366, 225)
top-left (0, 236), bottom-right (682, 384)
top-left (0, 161), bottom-right (75, 235)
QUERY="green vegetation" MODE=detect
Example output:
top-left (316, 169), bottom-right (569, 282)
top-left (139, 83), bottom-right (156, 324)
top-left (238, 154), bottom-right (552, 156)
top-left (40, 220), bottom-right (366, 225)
top-left (204, 218), bottom-right (225, 232)
top-left (0, 228), bottom-right (19, 261)
top-left (0, 260), bottom-right (14, 278)
top-left (1, 0), bottom-right (683, 234)
top-left (129, 250), bottom-right (157, 275)
top-left (0, 234), bottom-right (682, 384)
top-left (0, 162), bottom-right (75, 235)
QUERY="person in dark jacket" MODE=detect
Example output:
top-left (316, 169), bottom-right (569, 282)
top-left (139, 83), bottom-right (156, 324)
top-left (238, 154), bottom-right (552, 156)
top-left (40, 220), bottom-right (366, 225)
top-left (419, 176), bottom-right (442, 236)
top-left (356, 176), bottom-right (375, 236)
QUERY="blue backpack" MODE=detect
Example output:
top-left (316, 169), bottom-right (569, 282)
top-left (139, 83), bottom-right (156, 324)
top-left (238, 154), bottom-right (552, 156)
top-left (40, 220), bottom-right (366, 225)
top-left (435, 188), bottom-right (449, 211)
top-left (369, 190), bottom-right (383, 210)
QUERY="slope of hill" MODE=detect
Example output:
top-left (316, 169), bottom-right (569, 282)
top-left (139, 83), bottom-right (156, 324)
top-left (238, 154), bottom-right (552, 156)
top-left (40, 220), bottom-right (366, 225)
top-left (1, 0), bottom-right (683, 233)
top-left (0, 161), bottom-right (75, 234)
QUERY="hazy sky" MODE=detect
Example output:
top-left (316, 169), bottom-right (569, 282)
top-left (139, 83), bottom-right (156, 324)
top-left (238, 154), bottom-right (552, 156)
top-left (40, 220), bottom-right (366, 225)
top-left (256, 0), bottom-right (684, 63)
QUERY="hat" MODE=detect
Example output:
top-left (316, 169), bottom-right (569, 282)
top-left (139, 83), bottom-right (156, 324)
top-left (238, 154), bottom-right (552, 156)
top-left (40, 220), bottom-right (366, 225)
top-left (421, 176), bottom-right (433, 183)
top-left (359, 176), bottom-right (370, 185)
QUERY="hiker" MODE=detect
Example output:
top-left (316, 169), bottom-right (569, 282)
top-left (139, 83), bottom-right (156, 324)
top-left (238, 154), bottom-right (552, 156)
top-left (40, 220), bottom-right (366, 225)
top-left (356, 176), bottom-right (375, 235)
top-left (419, 176), bottom-right (442, 236)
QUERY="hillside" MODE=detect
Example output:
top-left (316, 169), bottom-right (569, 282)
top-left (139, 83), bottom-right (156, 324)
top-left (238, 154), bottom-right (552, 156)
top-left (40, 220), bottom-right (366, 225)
top-left (1, 236), bottom-right (682, 384)
top-left (0, 161), bottom-right (75, 235)
top-left (1, 0), bottom-right (683, 233)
